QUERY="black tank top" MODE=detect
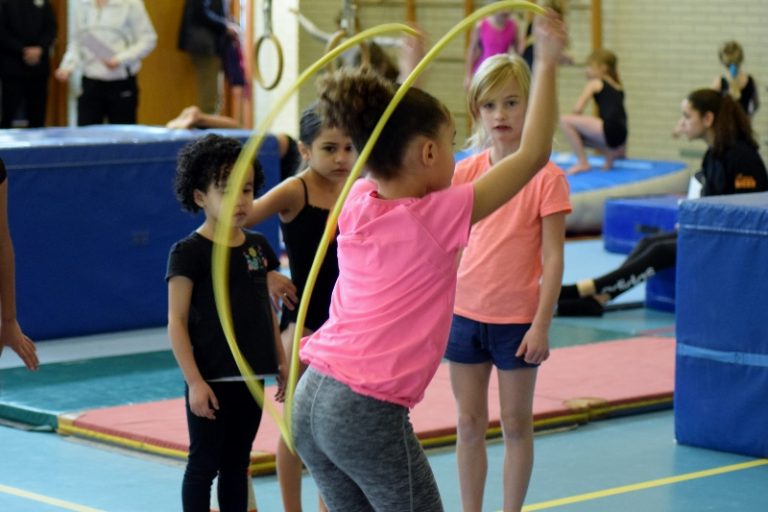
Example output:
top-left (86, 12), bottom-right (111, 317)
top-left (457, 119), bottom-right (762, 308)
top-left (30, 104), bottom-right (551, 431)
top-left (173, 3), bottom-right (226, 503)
top-left (594, 79), bottom-right (627, 148)
top-left (279, 177), bottom-right (339, 331)
top-left (720, 75), bottom-right (758, 116)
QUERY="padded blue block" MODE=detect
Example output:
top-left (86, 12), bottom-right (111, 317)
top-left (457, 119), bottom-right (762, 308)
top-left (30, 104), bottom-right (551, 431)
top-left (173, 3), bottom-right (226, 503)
top-left (3, 126), bottom-right (282, 340)
top-left (675, 192), bottom-right (768, 457)
top-left (645, 267), bottom-right (675, 312)
top-left (603, 195), bottom-right (680, 254)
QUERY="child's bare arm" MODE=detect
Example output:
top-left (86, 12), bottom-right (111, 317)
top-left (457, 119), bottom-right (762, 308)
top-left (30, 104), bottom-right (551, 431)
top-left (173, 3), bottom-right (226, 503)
top-left (572, 79), bottom-right (600, 114)
top-left (168, 276), bottom-right (219, 418)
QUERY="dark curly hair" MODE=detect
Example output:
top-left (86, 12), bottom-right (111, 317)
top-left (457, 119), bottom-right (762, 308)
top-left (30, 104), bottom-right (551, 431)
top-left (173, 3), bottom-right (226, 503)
top-left (174, 134), bottom-right (264, 213)
top-left (316, 67), bottom-right (451, 180)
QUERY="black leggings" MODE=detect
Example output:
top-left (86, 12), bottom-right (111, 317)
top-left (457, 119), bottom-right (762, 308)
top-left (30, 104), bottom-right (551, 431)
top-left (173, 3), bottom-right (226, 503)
top-left (182, 380), bottom-right (263, 512)
top-left (593, 231), bottom-right (677, 299)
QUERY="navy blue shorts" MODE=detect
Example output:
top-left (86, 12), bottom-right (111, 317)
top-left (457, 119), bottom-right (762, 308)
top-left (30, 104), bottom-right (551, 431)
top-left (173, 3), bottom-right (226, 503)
top-left (444, 314), bottom-right (539, 370)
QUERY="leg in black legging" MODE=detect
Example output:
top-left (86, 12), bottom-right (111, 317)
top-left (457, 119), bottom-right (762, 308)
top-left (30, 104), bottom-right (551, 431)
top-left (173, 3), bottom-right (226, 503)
top-left (593, 232), bottom-right (677, 299)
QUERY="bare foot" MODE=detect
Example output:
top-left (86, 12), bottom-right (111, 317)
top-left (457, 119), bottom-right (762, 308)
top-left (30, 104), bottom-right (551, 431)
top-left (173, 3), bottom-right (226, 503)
top-left (166, 106), bottom-right (201, 129)
top-left (566, 162), bottom-right (591, 175)
top-left (602, 145), bottom-right (626, 170)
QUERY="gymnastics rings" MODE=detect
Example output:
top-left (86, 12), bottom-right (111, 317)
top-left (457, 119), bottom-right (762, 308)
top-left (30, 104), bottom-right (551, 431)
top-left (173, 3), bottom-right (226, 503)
top-left (213, 0), bottom-right (545, 453)
top-left (253, 0), bottom-right (284, 90)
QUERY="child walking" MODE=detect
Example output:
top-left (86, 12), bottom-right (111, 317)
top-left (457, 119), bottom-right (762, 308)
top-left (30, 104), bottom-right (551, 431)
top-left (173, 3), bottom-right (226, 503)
top-left (559, 48), bottom-right (627, 174)
top-left (243, 104), bottom-right (356, 512)
top-left (291, 12), bottom-right (566, 511)
top-left (446, 54), bottom-right (571, 512)
top-left (166, 134), bottom-right (287, 512)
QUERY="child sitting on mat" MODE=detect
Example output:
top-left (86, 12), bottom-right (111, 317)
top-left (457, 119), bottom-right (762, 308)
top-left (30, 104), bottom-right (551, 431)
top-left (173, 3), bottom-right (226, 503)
top-left (166, 134), bottom-right (287, 512)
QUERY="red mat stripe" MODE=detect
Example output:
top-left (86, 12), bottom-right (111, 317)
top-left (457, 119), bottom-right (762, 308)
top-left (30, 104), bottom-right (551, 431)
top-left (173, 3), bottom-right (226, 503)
top-left (61, 337), bottom-right (674, 471)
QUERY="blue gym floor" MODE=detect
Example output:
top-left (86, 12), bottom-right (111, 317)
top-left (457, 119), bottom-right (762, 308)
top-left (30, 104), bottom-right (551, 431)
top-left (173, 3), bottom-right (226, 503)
top-left (1, 240), bottom-right (766, 511)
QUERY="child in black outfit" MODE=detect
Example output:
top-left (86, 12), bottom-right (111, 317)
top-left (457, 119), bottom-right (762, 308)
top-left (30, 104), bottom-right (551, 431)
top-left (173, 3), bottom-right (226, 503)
top-left (166, 134), bottom-right (287, 512)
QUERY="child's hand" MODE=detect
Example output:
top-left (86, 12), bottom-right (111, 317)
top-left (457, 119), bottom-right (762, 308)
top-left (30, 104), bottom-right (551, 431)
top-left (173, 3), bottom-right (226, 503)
top-left (0, 320), bottom-right (38, 371)
top-left (188, 381), bottom-right (219, 419)
top-left (515, 325), bottom-right (550, 365)
top-left (274, 365), bottom-right (288, 403)
top-left (267, 271), bottom-right (298, 311)
top-left (532, 9), bottom-right (567, 65)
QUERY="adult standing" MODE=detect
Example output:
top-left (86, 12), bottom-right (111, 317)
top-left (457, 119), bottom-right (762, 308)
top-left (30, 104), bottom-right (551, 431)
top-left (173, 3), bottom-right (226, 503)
top-left (54, 0), bottom-right (157, 126)
top-left (178, 0), bottom-right (239, 115)
top-left (0, 0), bottom-right (57, 128)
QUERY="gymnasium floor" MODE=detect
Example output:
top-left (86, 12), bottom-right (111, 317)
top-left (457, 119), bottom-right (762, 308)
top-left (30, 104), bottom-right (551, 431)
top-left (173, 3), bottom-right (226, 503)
top-left (1, 240), bottom-right (766, 512)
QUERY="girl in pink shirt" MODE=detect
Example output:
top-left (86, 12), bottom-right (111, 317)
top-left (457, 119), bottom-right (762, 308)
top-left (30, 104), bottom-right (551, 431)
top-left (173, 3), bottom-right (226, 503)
top-left (465, 11), bottom-right (519, 88)
top-left (446, 54), bottom-right (571, 512)
top-left (292, 13), bottom-right (566, 511)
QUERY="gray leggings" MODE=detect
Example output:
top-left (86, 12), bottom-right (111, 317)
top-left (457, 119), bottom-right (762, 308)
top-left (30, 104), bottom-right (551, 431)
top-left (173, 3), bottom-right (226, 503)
top-left (293, 367), bottom-right (443, 512)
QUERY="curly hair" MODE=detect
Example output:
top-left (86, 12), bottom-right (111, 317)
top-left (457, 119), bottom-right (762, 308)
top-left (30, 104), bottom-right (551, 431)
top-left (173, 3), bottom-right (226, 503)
top-left (174, 134), bottom-right (264, 213)
top-left (316, 67), bottom-right (451, 180)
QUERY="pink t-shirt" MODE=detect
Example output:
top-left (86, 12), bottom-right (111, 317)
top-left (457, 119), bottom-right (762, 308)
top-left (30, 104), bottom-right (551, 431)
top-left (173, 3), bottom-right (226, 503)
top-left (452, 150), bottom-right (571, 323)
top-left (474, 17), bottom-right (518, 73)
top-left (300, 179), bottom-right (474, 408)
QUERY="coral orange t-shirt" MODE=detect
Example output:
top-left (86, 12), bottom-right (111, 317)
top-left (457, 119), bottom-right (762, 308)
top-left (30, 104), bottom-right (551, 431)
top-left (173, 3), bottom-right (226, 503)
top-left (452, 150), bottom-right (571, 324)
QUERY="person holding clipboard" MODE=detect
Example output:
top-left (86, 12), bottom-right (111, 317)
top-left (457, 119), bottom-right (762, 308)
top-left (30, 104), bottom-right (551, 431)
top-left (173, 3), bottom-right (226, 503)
top-left (54, 0), bottom-right (157, 125)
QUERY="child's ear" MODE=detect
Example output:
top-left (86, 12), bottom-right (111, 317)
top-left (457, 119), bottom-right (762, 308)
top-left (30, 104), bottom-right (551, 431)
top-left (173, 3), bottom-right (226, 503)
top-left (298, 141), bottom-right (311, 162)
top-left (193, 189), bottom-right (206, 209)
top-left (421, 139), bottom-right (436, 167)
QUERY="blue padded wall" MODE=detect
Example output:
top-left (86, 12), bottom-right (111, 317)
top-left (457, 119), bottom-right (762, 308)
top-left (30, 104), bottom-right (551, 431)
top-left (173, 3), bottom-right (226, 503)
top-left (675, 192), bottom-right (768, 457)
top-left (603, 195), bottom-right (680, 254)
top-left (2, 126), bottom-right (281, 340)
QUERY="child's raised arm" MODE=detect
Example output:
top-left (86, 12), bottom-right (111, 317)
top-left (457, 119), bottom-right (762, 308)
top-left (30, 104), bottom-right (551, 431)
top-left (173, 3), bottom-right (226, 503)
top-left (471, 12), bottom-right (566, 224)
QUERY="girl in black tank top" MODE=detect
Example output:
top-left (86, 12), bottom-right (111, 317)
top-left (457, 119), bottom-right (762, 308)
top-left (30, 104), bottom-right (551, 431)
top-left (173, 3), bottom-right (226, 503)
top-left (559, 48), bottom-right (628, 175)
top-left (240, 104), bottom-right (357, 512)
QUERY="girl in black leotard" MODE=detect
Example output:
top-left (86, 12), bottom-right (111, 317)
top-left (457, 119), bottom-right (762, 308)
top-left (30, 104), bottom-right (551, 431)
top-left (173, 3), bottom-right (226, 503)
top-left (712, 40), bottom-right (759, 118)
top-left (559, 48), bottom-right (628, 175)
top-left (242, 103), bottom-right (356, 512)
top-left (558, 89), bottom-right (768, 316)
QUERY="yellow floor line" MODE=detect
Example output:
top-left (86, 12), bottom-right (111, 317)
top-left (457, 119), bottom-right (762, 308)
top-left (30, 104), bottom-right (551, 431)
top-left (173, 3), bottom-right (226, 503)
top-left (522, 459), bottom-right (768, 510)
top-left (0, 483), bottom-right (105, 512)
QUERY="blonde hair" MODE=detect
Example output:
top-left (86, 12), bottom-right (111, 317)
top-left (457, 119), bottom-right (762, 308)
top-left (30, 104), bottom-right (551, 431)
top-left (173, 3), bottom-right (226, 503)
top-left (719, 40), bottom-right (744, 67)
top-left (465, 54), bottom-right (531, 150)
top-left (587, 48), bottom-right (620, 84)
top-left (719, 41), bottom-right (745, 102)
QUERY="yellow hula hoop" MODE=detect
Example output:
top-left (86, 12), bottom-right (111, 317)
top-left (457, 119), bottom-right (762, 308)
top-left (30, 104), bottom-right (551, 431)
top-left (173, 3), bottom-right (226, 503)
top-left (212, 23), bottom-right (419, 453)
top-left (213, 0), bottom-right (544, 454)
top-left (253, 33), bottom-right (284, 90)
top-left (288, 0), bottom-right (545, 434)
